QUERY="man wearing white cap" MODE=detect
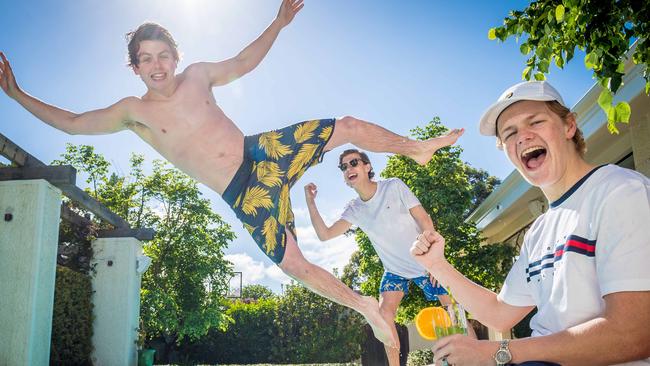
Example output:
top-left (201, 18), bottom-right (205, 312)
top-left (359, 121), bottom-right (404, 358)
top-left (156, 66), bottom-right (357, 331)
top-left (411, 81), bottom-right (650, 365)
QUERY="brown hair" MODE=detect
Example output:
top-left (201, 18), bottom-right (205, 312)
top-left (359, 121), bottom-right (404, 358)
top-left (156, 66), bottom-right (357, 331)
top-left (125, 22), bottom-right (179, 67)
top-left (338, 149), bottom-right (375, 179)
top-left (496, 100), bottom-right (587, 157)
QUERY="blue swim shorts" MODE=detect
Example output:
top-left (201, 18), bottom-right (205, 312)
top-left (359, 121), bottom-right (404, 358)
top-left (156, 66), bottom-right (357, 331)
top-left (379, 271), bottom-right (448, 301)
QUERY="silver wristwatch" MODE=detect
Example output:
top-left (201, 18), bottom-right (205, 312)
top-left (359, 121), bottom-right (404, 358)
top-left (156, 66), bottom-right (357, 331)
top-left (494, 339), bottom-right (512, 366)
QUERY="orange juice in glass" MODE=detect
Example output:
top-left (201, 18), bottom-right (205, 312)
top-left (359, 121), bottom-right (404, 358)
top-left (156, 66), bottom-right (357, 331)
top-left (415, 303), bottom-right (468, 340)
top-left (433, 302), bottom-right (468, 338)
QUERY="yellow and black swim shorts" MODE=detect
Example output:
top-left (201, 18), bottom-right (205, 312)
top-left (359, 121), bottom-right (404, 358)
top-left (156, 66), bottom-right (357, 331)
top-left (222, 119), bottom-right (336, 264)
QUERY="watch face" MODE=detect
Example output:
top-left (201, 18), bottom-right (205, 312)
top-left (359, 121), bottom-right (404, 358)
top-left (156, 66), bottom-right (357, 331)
top-left (495, 350), bottom-right (511, 363)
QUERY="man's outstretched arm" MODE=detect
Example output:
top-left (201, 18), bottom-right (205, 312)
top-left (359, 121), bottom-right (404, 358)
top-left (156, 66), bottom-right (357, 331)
top-left (304, 183), bottom-right (352, 241)
top-left (199, 0), bottom-right (304, 87)
top-left (1, 52), bottom-right (131, 135)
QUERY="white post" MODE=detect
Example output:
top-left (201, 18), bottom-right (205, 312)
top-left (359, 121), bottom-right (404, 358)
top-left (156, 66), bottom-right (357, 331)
top-left (0, 180), bottom-right (61, 366)
top-left (90, 237), bottom-right (144, 366)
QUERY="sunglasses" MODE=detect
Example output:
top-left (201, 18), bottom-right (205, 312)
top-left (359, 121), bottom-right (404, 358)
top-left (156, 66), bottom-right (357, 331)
top-left (338, 158), bottom-right (364, 172)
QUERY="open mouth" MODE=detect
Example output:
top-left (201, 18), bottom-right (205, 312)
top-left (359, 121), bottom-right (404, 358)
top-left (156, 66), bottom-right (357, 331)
top-left (151, 72), bottom-right (166, 81)
top-left (347, 173), bottom-right (358, 182)
top-left (521, 146), bottom-right (547, 170)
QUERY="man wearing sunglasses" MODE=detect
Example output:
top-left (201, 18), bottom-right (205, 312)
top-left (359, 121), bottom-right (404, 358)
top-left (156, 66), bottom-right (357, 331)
top-left (304, 148), bottom-right (453, 366)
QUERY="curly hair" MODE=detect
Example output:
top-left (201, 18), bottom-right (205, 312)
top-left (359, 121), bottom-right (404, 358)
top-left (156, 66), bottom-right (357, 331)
top-left (125, 22), bottom-right (179, 67)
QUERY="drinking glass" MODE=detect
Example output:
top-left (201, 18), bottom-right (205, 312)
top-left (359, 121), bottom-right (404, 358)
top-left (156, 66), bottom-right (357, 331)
top-left (432, 302), bottom-right (468, 338)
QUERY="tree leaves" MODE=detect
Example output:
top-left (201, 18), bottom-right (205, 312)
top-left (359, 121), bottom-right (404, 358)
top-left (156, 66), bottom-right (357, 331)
top-left (555, 4), bottom-right (565, 23)
top-left (490, 0), bottom-right (649, 134)
top-left (597, 88), bottom-right (613, 111)
top-left (54, 145), bottom-right (236, 347)
top-left (598, 89), bottom-right (631, 134)
top-left (488, 28), bottom-right (497, 40)
top-left (584, 51), bottom-right (599, 70)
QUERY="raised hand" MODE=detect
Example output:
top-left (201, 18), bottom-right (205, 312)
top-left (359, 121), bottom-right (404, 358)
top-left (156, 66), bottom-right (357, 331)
top-left (304, 182), bottom-right (318, 201)
top-left (0, 52), bottom-right (20, 99)
top-left (410, 229), bottom-right (447, 270)
top-left (276, 0), bottom-right (304, 28)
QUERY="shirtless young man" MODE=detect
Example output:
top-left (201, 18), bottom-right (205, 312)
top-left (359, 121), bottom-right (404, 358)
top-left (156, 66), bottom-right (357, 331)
top-left (0, 0), bottom-right (463, 347)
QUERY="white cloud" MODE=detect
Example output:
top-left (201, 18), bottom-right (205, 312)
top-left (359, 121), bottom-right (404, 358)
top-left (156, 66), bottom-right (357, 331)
top-left (223, 224), bottom-right (358, 293)
top-left (224, 253), bottom-right (267, 285)
top-left (292, 207), bottom-right (309, 221)
top-left (224, 253), bottom-right (292, 288)
top-left (295, 224), bottom-right (358, 274)
top-left (265, 265), bottom-right (292, 283)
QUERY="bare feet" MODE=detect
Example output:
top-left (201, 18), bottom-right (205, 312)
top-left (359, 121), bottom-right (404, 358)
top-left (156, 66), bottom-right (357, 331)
top-left (411, 128), bottom-right (465, 165)
top-left (360, 296), bottom-right (399, 348)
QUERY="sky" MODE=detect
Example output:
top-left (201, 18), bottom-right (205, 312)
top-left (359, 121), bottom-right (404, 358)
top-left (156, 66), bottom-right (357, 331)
top-left (0, 0), bottom-right (596, 293)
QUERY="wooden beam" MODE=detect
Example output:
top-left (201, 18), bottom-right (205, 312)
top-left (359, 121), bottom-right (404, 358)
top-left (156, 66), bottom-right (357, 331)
top-left (97, 228), bottom-right (155, 241)
top-left (0, 133), bottom-right (43, 167)
top-left (0, 165), bottom-right (76, 185)
top-left (0, 165), bottom-right (129, 228)
top-left (60, 204), bottom-right (91, 227)
top-left (58, 184), bottom-right (130, 228)
top-left (60, 204), bottom-right (155, 241)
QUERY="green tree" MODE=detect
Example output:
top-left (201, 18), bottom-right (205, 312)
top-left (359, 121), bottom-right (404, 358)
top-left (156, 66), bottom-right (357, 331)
top-left (272, 282), bottom-right (365, 363)
top-left (181, 297), bottom-right (280, 364)
top-left (241, 284), bottom-right (276, 300)
top-left (341, 250), bottom-right (364, 290)
top-left (181, 281), bottom-right (364, 364)
top-left (465, 166), bottom-right (501, 216)
top-left (348, 118), bottom-right (515, 323)
top-left (489, 0), bottom-right (649, 133)
top-left (53, 144), bottom-right (236, 353)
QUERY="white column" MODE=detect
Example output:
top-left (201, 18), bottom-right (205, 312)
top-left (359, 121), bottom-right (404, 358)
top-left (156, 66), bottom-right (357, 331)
top-left (0, 180), bottom-right (61, 366)
top-left (90, 237), bottom-right (144, 366)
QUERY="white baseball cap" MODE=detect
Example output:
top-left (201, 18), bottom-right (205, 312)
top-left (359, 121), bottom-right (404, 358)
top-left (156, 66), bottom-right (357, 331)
top-left (478, 81), bottom-right (567, 136)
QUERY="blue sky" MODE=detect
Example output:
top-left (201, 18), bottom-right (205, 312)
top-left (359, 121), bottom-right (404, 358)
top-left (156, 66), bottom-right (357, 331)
top-left (1, 1), bottom-right (596, 293)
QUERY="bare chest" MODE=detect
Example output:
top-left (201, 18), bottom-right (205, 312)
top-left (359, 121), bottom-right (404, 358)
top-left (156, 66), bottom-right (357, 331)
top-left (123, 80), bottom-right (245, 192)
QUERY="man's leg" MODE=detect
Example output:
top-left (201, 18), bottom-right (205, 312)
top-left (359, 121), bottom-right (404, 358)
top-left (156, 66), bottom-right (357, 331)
top-left (278, 231), bottom-right (398, 348)
top-left (379, 291), bottom-right (405, 366)
top-left (324, 116), bottom-right (464, 165)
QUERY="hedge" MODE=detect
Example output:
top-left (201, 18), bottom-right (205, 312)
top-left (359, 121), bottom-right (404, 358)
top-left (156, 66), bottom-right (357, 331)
top-left (50, 265), bottom-right (93, 365)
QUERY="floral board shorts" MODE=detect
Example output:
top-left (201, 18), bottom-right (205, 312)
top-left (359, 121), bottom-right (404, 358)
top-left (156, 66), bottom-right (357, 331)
top-left (380, 271), bottom-right (448, 301)
top-left (222, 119), bottom-right (336, 264)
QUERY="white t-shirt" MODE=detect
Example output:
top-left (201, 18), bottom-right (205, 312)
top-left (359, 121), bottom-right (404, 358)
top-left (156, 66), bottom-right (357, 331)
top-left (498, 165), bottom-right (650, 365)
top-left (341, 178), bottom-right (428, 279)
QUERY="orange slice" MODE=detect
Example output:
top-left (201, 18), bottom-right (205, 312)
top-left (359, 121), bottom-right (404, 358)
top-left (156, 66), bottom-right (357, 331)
top-left (415, 307), bottom-right (437, 340)
top-left (415, 306), bottom-right (453, 340)
top-left (432, 306), bottom-right (452, 328)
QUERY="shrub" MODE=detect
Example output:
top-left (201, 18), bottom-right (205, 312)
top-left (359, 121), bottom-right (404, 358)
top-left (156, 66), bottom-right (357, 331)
top-left (182, 298), bottom-right (279, 364)
top-left (50, 266), bottom-right (93, 365)
top-left (407, 349), bottom-right (434, 366)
